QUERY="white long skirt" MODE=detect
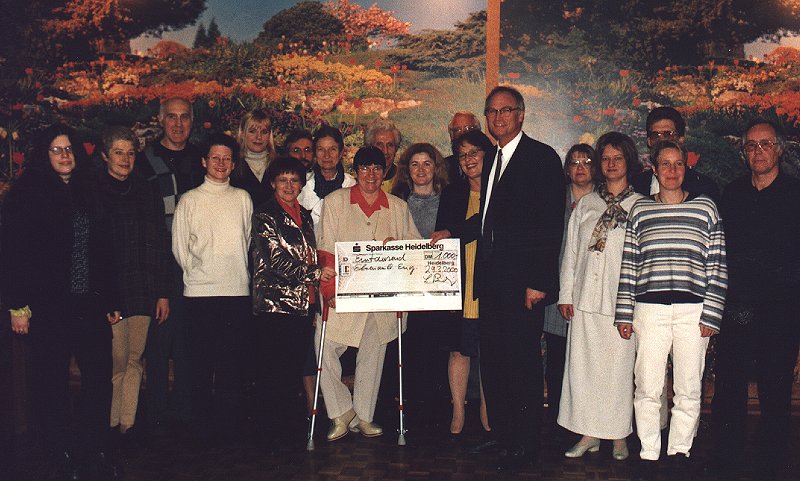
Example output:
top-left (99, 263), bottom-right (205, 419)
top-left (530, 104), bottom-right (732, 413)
top-left (557, 309), bottom-right (635, 439)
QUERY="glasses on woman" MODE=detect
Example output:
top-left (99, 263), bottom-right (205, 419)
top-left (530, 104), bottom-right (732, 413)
top-left (458, 149), bottom-right (482, 161)
top-left (568, 158), bottom-right (593, 167)
top-left (357, 165), bottom-right (384, 174)
top-left (48, 146), bottom-right (74, 156)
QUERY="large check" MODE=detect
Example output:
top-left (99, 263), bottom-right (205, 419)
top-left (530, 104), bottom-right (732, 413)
top-left (334, 239), bottom-right (462, 313)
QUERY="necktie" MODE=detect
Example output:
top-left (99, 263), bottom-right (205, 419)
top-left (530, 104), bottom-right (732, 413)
top-left (492, 149), bottom-right (503, 187)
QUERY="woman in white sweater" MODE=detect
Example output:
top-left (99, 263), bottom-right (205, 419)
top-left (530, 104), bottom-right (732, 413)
top-left (557, 132), bottom-right (643, 461)
top-left (172, 133), bottom-right (253, 442)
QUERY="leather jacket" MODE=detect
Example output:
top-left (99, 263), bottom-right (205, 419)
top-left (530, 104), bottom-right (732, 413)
top-left (251, 197), bottom-right (320, 315)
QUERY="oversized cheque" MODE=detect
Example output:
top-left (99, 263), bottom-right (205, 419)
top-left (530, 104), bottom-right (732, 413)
top-left (334, 239), bottom-right (462, 312)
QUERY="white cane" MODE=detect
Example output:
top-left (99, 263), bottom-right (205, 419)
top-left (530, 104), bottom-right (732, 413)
top-left (307, 303), bottom-right (329, 451)
top-left (396, 311), bottom-right (407, 446)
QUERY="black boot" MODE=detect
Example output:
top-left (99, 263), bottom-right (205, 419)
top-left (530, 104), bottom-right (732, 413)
top-left (57, 451), bottom-right (80, 481)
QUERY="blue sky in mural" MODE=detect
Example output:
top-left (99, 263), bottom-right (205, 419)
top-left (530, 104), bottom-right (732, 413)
top-left (131, 0), bottom-right (487, 52)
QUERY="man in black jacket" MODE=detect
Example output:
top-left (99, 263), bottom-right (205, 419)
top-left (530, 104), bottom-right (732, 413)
top-left (137, 97), bottom-right (204, 436)
top-left (476, 86), bottom-right (565, 471)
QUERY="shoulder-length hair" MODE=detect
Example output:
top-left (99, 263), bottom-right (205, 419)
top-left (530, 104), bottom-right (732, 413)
top-left (391, 143), bottom-right (448, 199)
top-left (563, 143), bottom-right (597, 183)
top-left (236, 109), bottom-right (275, 160)
top-left (594, 131), bottom-right (642, 183)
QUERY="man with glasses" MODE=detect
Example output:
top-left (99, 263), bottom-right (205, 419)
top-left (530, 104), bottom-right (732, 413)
top-left (283, 129), bottom-right (314, 170)
top-left (445, 112), bottom-right (482, 180)
top-left (632, 106), bottom-right (719, 202)
top-left (711, 119), bottom-right (800, 481)
top-left (138, 96), bottom-right (205, 438)
top-left (364, 118), bottom-right (403, 193)
top-left (476, 86), bottom-right (565, 471)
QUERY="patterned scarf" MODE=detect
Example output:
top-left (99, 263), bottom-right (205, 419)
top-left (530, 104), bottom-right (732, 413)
top-left (587, 183), bottom-right (634, 252)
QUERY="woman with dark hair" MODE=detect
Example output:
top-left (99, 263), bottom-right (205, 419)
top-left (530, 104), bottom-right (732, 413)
top-left (542, 143), bottom-right (596, 425)
top-left (232, 109), bottom-right (276, 207)
top-left (172, 133), bottom-right (253, 442)
top-left (557, 132), bottom-right (643, 461)
top-left (1, 124), bottom-right (121, 478)
top-left (616, 139), bottom-right (726, 477)
top-left (431, 129), bottom-right (494, 435)
top-left (98, 126), bottom-right (172, 444)
top-left (297, 125), bottom-right (356, 229)
top-left (249, 156), bottom-right (336, 448)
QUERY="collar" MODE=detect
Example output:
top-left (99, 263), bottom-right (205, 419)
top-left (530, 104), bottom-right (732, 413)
top-left (350, 185), bottom-right (389, 217)
top-left (276, 194), bottom-right (302, 226)
top-left (498, 130), bottom-right (524, 161)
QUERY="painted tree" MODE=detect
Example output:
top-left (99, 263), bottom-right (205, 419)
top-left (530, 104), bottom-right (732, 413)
top-left (35, 0), bottom-right (205, 60)
top-left (323, 0), bottom-right (410, 48)
top-left (502, 0), bottom-right (800, 71)
top-left (193, 22), bottom-right (208, 49)
top-left (205, 18), bottom-right (222, 47)
top-left (256, 1), bottom-right (344, 52)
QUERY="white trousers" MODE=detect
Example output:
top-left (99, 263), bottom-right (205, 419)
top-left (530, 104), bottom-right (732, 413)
top-left (316, 313), bottom-right (387, 422)
top-left (633, 302), bottom-right (709, 460)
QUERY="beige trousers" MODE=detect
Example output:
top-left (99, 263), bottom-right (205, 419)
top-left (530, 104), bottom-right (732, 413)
top-left (315, 313), bottom-right (387, 422)
top-left (110, 315), bottom-right (151, 428)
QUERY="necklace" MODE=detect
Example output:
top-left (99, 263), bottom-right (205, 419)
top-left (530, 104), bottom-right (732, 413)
top-left (656, 191), bottom-right (687, 204)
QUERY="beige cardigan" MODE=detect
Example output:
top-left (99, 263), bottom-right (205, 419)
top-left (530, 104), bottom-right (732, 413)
top-left (317, 187), bottom-right (420, 347)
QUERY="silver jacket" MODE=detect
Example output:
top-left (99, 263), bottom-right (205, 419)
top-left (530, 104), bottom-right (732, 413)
top-left (251, 197), bottom-right (320, 316)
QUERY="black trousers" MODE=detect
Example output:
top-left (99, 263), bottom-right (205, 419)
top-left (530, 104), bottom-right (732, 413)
top-left (145, 293), bottom-right (191, 425)
top-left (543, 331), bottom-right (567, 421)
top-left (252, 311), bottom-right (313, 441)
top-left (185, 296), bottom-right (249, 437)
top-left (29, 296), bottom-right (112, 457)
top-left (712, 301), bottom-right (800, 474)
top-left (480, 292), bottom-right (544, 454)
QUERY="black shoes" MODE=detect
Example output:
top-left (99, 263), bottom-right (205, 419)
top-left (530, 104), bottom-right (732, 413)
top-left (670, 453), bottom-right (692, 481)
top-left (632, 459), bottom-right (658, 481)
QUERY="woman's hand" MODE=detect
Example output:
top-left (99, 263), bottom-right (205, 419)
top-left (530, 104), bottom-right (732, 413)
top-left (11, 315), bottom-right (30, 335)
top-left (558, 304), bottom-right (574, 321)
top-left (382, 237), bottom-right (396, 245)
top-left (155, 298), bottom-right (170, 324)
top-left (617, 323), bottom-right (633, 340)
top-left (319, 267), bottom-right (336, 283)
top-left (107, 311), bottom-right (123, 325)
top-left (699, 325), bottom-right (717, 338)
top-left (429, 229), bottom-right (451, 245)
top-left (327, 297), bottom-right (336, 308)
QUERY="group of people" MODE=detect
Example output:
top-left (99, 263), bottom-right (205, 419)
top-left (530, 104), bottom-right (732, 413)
top-left (2, 86), bottom-right (798, 481)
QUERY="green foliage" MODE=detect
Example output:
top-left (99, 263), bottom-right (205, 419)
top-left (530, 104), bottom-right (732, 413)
top-left (256, 1), bottom-right (344, 52)
top-left (502, 0), bottom-right (800, 73)
top-left (193, 23), bottom-right (207, 49)
top-left (206, 18), bottom-right (222, 46)
top-left (387, 11), bottom-right (485, 78)
top-left (159, 41), bottom-right (273, 85)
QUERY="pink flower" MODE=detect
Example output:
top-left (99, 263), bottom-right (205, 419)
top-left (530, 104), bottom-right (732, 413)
top-left (83, 142), bottom-right (95, 156)
top-left (687, 151), bottom-right (700, 167)
top-left (619, 69), bottom-right (630, 78)
top-left (12, 151), bottom-right (24, 166)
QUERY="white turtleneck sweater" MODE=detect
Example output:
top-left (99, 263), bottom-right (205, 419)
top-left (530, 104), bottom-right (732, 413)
top-left (244, 150), bottom-right (269, 182)
top-left (172, 176), bottom-right (253, 297)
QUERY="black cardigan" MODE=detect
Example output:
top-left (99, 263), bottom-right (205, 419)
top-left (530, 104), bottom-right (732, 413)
top-left (0, 170), bottom-right (119, 323)
top-left (434, 178), bottom-right (480, 305)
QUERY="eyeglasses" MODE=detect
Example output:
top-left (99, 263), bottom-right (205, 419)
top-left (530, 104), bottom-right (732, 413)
top-left (648, 130), bottom-right (678, 140)
top-left (743, 139), bottom-right (778, 153)
top-left (568, 158), bottom-right (593, 167)
top-left (484, 106), bottom-right (521, 117)
top-left (48, 146), bottom-right (74, 156)
top-left (207, 155), bottom-right (233, 164)
top-left (290, 147), bottom-right (313, 155)
top-left (274, 177), bottom-right (301, 185)
top-left (458, 149), bottom-right (482, 161)
top-left (449, 124), bottom-right (479, 137)
top-left (601, 155), bottom-right (625, 164)
top-left (357, 165), bottom-right (384, 174)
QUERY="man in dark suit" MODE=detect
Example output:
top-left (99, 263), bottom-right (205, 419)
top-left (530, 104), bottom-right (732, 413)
top-left (476, 86), bottom-right (566, 470)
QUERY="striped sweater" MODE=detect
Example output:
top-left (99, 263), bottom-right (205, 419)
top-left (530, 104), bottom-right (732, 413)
top-left (614, 195), bottom-right (727, 330)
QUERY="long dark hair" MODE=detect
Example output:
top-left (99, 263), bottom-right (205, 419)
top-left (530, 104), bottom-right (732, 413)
top-left (28, 123), bottom-right (97, 214)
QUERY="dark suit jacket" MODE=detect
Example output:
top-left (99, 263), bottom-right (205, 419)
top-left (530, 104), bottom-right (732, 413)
top-left (476, 133), bottom-right (565, 305)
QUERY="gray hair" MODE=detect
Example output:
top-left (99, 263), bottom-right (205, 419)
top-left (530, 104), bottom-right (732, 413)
top-left (364, 118), bottom-right (401, 147)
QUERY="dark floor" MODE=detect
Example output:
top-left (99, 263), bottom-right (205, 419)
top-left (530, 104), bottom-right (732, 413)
top-left (11, 397), bottom-right (800, 481)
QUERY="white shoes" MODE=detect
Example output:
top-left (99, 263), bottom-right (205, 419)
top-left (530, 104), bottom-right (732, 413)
top-left (564, 437), bottom-right (601, 458)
